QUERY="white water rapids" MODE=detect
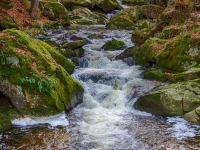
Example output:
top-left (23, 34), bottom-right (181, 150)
top-left (1, 27), bottom-right (200, 149)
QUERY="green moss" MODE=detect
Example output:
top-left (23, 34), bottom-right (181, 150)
top-left (160, 25), bottom-right (181, 39)
top-left (39, 1), bottom-right (70, 25)
top-left (0, 113), bottom-right (11, 133)
top-left (106, 6), bottom-right (142, 29)
top-left (102, 39), bottom-right (125, 50)
top-left (0, 29), bottom-right (82, 117)
top-left (143, 69), bottom-right (168, 81)
top-left (157, 35), bottom-right (197, 72)
top-left (141, 38), bottom-right (167, 63)
top-left (0, 15), bottom-right (19, 31)
top-left (96, 0), bottom-right (122, 13)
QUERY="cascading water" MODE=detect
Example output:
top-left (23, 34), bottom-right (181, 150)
top-left (1, 27), bottom-right (200, 150)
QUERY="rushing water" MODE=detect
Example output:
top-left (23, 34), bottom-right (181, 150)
top-left (1, 26), bottom-right (200, 150)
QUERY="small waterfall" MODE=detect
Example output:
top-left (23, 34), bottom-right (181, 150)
top-left (2, 27), bottom-right (200, 150)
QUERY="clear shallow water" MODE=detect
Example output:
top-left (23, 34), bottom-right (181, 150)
top-left (1, 27), bottom-right (200, 150)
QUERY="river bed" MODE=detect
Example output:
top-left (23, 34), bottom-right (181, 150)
top-left (0, 26), bottom-right (200, 150)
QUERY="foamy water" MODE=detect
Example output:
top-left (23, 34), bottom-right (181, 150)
top-left (1, 27), bottom-right (199, 149)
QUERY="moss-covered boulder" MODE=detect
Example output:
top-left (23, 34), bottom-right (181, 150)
top-left (69, 7), bottom-right (108, 25)
top-left (143, 68), bottom-right (200, 83)
top-left (160, 25), bottom-right (181, 39)
top-left (39, 1), bottom-right (70, 26)
top-left (140, 32), bottom-right (200, 72)
top-left (60, 40), bottom-right (85, 58)
top-left (140, 5), bottom-right (164, 19)
top-left (61, 0), bottom-right (93, 10)
top-left (106, 6), bottom-right (142, 29)
top-left (131, 28), bottom-right (152, 44)
top-left (0, 29), bottom-right (84, 117)
top-left (156, 6), bottom-right (188, 31)
top-left (0, 113), bottom-right (11, 133)
top-left (184, 107), bottom-right (200, 125)
top-left (101, 39), bottom-right (125, 50)
top-left (62, 40), bottom-right (85, 50)
top-left (134, 79), bottom-right (200, 117)
top-left (95, 0), bottom-right (122, 13)
top-left (115, 45), bottom-right (146, 65)
top-left (60, 48), bottom-right (85, 58)
top-left (131, 20), bottom-right (156, 44)
top-left (122, 0), bottom-right (147, 6)
top-left (134, 83), bottom-right (185, 116)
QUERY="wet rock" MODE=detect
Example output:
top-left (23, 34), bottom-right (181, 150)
top-left (123, 57), bottom-right (135, 66)
top-left (101, 39), bottom-right (125, 50)
top-left (135, 79), bottom-right (200, 121)
top-left (39, 1), bottom-right (70, 26)
top-left (71, 57), bottom-right (89, 67)
top-left (61, 47), bottom-right (85, 58)
top-left (69, 7), bottom-right (108, 25)
top-left (116, 45), bottom-right (145, 65)
top-left (70, 35), bottom-right (92, 44)
top-left (87, 33), bottom-right (105, 39)
top-left (134, 83), bottom-right (185, 116)
top-left (106, 6), bottom-right (142, 29)
top-left (0, 29), bottom-right (83, 118)
top-left (184, 108), bottom-right (200, 125)
top-left (62, 40), bottom-right (85, 50)
top-left (95, 0), bottom-right (122, 13)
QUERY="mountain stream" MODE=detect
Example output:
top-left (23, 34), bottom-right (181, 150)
top-left (0, 26), bottom-right (200, 150)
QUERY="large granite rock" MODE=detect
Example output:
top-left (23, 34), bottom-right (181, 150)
top-left (69, 7), bottom-right (108, 25)
top-left (95, 0), bottom-right (122, 13)
top-left (139, 32), bottom-right (200, 72)
top-left (0, 29), bottom-right (84, 118)
top-left (134, 79), bottom-right (200, 118)
top-left (39, 1), bottom-right (70, 26)
top-left (60, 0), bottom-right (93, 10)
top-left (106, 6), bottom-right (142, 29)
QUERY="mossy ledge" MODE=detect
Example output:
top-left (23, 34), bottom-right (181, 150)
top-left (0, 29), bottom-right (84, 118)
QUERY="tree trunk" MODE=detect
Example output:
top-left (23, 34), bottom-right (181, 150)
top-left (30, 0), bottom-right (39, 20)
